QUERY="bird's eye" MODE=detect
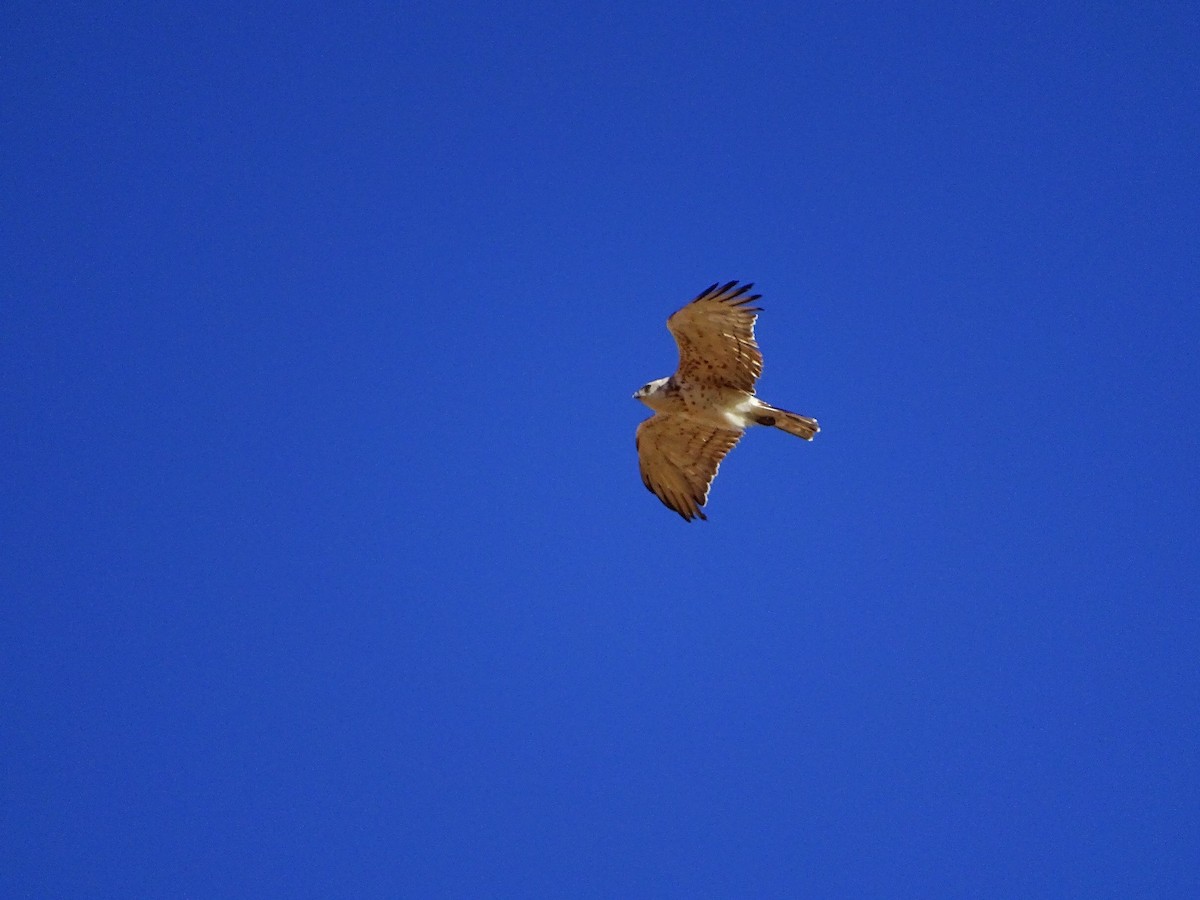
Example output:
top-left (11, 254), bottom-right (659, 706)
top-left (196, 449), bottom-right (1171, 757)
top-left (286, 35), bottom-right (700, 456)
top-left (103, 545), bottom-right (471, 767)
top-left (642, 384), bottom-right (651, 392)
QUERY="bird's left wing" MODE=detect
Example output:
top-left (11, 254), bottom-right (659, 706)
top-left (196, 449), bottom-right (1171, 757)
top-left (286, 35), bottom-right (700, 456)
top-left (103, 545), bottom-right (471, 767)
top-left (667, 281), bottom-right (763, 391)
top-left (636, 414), bottom-right (743, 521)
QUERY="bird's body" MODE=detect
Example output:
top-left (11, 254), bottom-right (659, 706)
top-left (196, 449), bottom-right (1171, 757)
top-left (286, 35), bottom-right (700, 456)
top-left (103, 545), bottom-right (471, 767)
top-left (636, 376), bottom-right (769, 430)
top-left (634, 281), bottom-right (819, 521)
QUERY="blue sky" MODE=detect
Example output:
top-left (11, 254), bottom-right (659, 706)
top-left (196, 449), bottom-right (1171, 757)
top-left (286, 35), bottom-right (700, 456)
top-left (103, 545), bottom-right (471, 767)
top-left (4, 1), bottom-right (1199, 896)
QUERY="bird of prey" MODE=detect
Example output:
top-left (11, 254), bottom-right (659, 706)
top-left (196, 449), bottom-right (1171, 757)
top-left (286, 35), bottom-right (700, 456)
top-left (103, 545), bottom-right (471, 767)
top-left (633, 281), bottom-right (819, 521)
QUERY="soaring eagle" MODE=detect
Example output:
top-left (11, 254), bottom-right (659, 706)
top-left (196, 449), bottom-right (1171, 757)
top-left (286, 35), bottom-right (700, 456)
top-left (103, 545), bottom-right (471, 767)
top-left (633, 281), bottom-right (819, 521)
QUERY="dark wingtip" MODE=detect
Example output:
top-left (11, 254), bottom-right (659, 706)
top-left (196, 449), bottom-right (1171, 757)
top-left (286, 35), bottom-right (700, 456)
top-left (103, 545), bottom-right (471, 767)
top-left (694, 280), bottom-right (766, 306)
top-left (713, 282), bottom-right (764, 310)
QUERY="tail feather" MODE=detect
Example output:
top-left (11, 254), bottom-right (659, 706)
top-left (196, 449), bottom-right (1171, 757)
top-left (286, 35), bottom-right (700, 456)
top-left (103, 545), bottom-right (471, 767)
top-left (757, 404), bottom-right (819, 440)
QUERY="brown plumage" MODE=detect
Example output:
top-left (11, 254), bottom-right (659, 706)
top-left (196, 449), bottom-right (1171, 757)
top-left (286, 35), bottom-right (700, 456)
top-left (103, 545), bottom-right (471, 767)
top-left (668, 281), bottom-right (764, 393)
top-left (634, 281), bottom-right (819, 521)
top-left (635, 416), bottom-right (742, 522)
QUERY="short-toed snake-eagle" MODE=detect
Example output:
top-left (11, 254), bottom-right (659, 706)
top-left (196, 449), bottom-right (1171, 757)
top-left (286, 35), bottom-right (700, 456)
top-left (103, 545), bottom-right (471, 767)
top-left (633, 281), bottom-right (819, 521)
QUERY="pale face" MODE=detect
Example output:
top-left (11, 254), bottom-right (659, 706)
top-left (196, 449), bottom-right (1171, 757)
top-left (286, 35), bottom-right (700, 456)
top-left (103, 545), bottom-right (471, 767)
top-left (633, 377), bottom-right (671, 407)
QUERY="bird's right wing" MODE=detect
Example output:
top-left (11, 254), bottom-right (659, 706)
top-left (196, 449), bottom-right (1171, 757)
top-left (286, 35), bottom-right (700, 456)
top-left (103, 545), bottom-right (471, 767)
top-left (636, 414), bottom-right (742, 521)
top-left (667, 281), bottom-right (763, 391)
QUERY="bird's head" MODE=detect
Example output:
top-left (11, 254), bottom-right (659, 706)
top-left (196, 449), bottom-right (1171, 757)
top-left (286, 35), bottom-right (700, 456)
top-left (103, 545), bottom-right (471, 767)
top-left (633, 377), bottom-right (671, 404)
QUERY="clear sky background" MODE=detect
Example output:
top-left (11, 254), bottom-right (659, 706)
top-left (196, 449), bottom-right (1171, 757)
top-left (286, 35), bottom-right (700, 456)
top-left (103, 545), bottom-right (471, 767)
top-left (4, 1), bottom-right (1199, 896)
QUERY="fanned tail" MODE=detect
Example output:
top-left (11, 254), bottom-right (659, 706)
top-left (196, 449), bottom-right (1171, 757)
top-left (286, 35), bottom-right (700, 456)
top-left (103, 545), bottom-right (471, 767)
top-left (757, 404), bottom-right (820, 440)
